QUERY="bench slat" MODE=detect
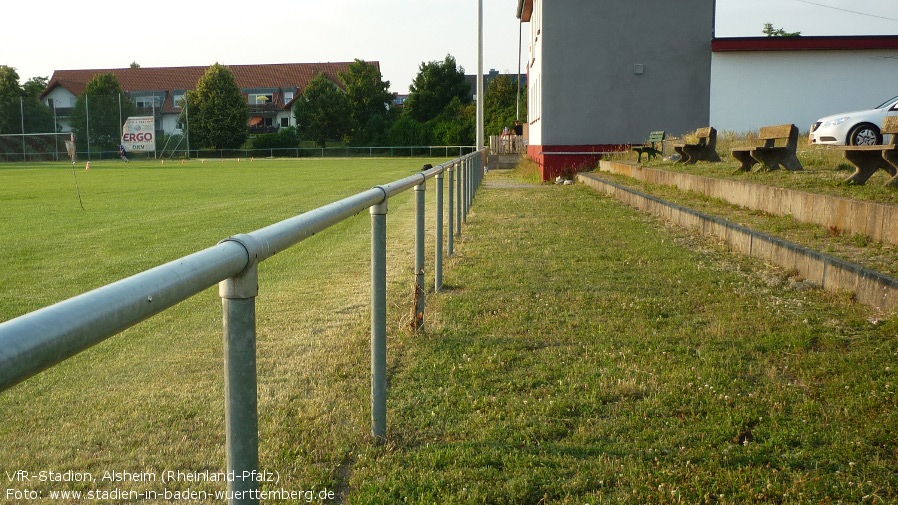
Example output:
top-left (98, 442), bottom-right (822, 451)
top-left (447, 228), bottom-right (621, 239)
top-left (758, 124), bottom-right (795, 140)
top-left (647, 131), bottom-right (665, 142)
top-left (694, 127), bottom-right (713, 139)
top-left (881, 115), bottom-right (898, 136)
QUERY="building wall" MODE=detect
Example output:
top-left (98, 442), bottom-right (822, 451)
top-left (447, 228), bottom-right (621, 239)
top-left (710, 49), bottom-right (898, 133)
top-left (526, 0), bottom-right (714, 179)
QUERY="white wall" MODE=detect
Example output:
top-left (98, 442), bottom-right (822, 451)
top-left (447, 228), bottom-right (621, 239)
top-left (710, 49), bottom-right (898, 133)
top-left (530, 0), bottom-right (714, 147)
top-left (526, 0), bottom-right (543, 147)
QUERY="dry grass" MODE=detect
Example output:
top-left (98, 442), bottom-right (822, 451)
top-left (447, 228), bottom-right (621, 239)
top-left (607, 129), bottom-right (898, 206)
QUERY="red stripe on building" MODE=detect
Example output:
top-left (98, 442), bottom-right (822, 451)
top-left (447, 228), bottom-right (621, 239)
top-left (527, 144), bottom-right (626, 181)
top-left (712, 36), bottom-right (898, 52)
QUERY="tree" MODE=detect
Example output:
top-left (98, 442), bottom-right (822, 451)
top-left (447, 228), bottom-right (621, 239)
top-left (404, 55), bottom-right (472, 124)
top-left (70, 73), bottom-right (137, 152)
top-left (428, 97), bottom-right (475, 146)
top-left (0, 66), bottom-right (22, 134)
top-left (293, 74), bottom-right (354, 148)
top-left (0, 66), bottom-right (20, 101)
top-left (22, 77), bottom-right (48, 98)
top-left (19, 76), bottom-right (54, 133)
top-left (763, 23), bottom-right (801, 37)
top-left (0, 68), bottom-right (54, 135)
top-left (185, 63), bottom-right (248, 150)
top-left (484, 74), bottom-right (525, 137)
top-left (388, 116), bottom-right (431, 147)
top-left (339, 59), bottom-right (394, 145)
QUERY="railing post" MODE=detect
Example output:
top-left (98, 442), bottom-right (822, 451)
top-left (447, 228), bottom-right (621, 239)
top-left (474, 152), bottom-right (480, 194)
top-left (370, 199), bottom-right (388, 441)
top-left (434, 171), bottom-right (444, 291)
top-left (448, 164), bottom-right (455, 256)
top-left (457, 158), bottom-right (464, 232)
top-left (463, 157), bottom-right (470, 224)
top-left (413, 180), bottom-right (426, 330)
top-left (218, 235), bottom-right (261, 505)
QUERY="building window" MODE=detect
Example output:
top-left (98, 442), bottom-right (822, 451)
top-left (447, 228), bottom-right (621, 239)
top-left (280, 117), bottom-right (289, 128)
top-left (249, 94), bottom-right (274, 105)
top-left (283, 91), bottom-right (294, 103)
top-left (135, 96), bottom-right (161, 108)
top-left (173, 94), bottom-right (185, 107)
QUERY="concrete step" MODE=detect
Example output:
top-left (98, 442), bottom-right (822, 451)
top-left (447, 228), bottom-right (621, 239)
top-left (487, 154), bottom-right (521, 170)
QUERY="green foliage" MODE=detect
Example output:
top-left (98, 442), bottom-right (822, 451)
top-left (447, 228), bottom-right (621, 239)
top-left (21, 76), bottom-right (48, 98)
top-left (763, 22), bottom-right (801, 37)
top-left (0, 67), bottom-right (54, 135)
top-left (404, 55), bottom-right (471, 124)
top-left (359, 113), bottom-right (393, 147)
top-left (388, 116), bottom-right (431, 146)
top-left (0, 66), bottom-right (23, 134)
top-left (185, 63), bottom-right (249, 150)
top-left (293, 74), bottom-right (354, 148)
top-left (252, 126), bottom-right (299, 150)
top-left (427, 97), bottom-right (475, 146)
top-left (339, 59), bottom-right (394, 145)
top-left (484, 74), bottom-right (525, 137)
top-left (0, 66), bottom-right (20, 101)
top-left (70, 73), bottom-right (137, 152)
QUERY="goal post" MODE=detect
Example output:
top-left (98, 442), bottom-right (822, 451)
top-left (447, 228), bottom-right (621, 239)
top-left (0, 132), bottom-right (75, 162)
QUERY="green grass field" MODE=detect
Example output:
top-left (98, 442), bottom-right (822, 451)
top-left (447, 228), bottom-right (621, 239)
top-left (1, 160), bottom-right (896, 504)
top-left (0, 158), bottom-right (448, 502)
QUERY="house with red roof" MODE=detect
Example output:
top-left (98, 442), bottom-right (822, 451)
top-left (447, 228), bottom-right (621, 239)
top-left (40, 62), bottom-right (365, 136)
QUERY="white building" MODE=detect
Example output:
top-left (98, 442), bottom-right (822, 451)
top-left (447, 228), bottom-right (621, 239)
top-left (516, 1), bottom-right (898, 180)
top-left (710, 36), bottom-right (898, 134)
top-left (517, 0), bottom-right (716, 180)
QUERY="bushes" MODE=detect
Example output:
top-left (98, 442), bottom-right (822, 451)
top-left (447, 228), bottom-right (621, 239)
top-left (252, 127), bottom-right (299, 150)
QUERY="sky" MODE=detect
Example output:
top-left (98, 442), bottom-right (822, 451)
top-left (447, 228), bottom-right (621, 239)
top-left (2, 0), bottom-right (897, 95)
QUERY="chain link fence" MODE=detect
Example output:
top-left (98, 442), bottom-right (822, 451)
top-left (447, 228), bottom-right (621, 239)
top-left (0, 94), bottom-right (476, 162)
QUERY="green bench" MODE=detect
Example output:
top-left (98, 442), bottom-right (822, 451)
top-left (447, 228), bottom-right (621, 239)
top-left (839, 115), bottom-right (898, 187)
top-left (632, 131), bottom-right (665, 163)
top-left (731, 124), bottom-right (803, 172)
top-left (673, 126), bottom-right (721, 165)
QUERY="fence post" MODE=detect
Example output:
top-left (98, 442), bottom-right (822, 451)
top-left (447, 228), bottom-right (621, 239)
top-left (448, 164), bottom-right (455, 256)
top-left (370, 199), bottom-right (388, 441)
top-left (435, 171), bottom-right (444, 291)
top-left (463, 157), bottom-right (469, 224)
top-left (413, 181), bottom-right (426, 330)
top-left (457, 158), bottom-right (464, 233)
top-left (218, 235), bottom-right (262, 505)
top-left (472, 153), bottom-right (480, 204)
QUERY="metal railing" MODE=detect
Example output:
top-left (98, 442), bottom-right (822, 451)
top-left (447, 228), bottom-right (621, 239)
top-left (489, 134), bottom-right (524, 155)
top-left (0, 150), bottom-right (485, 504)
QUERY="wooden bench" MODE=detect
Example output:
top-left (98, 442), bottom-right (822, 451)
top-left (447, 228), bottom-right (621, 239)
top-left (673, 127), bottom-right (721, 165)
top-left (731, 124), bottom-right (803, 172)
top-left (632, 131), bottom-right (665, 163)
top-left (839, 115), bottom-right (898, 187)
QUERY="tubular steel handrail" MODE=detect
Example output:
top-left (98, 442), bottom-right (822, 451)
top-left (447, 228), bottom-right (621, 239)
top-left (0, 150), bottom-right (485, 505)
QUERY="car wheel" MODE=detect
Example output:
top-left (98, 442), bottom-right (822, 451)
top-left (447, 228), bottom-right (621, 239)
top-left (848, 123), bottom-right (882, 146)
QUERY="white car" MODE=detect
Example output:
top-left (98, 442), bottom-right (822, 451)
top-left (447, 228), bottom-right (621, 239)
top-left (809, 96), bottom-right (898, 146)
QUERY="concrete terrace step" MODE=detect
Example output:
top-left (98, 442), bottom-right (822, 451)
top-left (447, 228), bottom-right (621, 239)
top-left (486, 154), bottom-right (521, 170)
